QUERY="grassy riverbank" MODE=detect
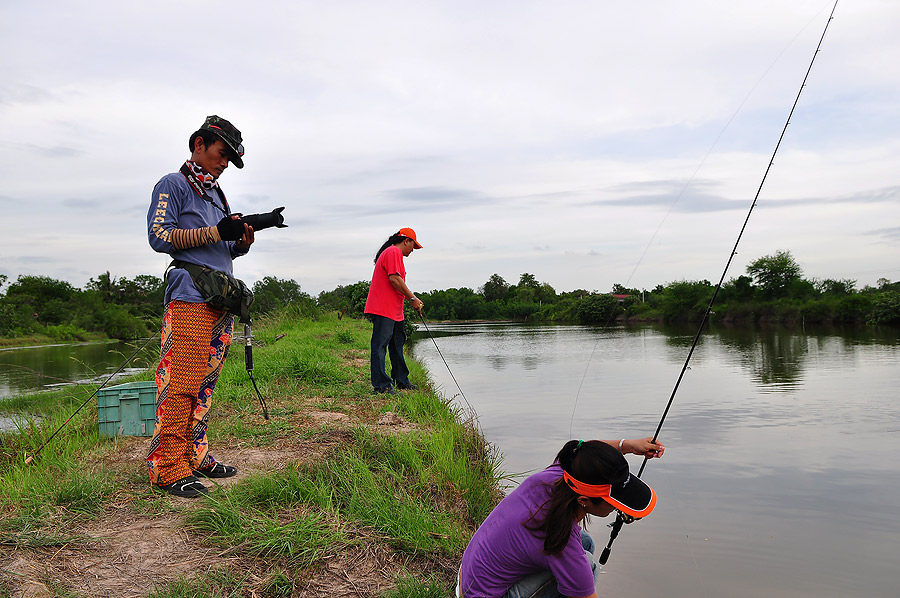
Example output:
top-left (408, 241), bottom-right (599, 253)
top-left (0, 309), bottom-right (503, 597)
top-left (0, 332), bottom-right (111, 350)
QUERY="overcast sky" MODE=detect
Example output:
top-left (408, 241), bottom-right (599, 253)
top-left (2, 0), bottom-right (898, 297)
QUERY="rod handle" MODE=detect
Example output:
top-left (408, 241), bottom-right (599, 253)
top-left (598, 546), bottom-right (612, 565)
top-left (245, 344), bottom-right (253, 371)
top-left (598, 514), bottom-right (626, 565)
top-left (244, 323), bottom-right (253, 371)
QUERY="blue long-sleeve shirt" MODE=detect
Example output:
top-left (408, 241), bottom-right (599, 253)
top-left (147, 171), bottom-right (248, 305)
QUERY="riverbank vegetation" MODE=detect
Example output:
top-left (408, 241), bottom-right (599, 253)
top-left (2, 250), bottom-right (899, 343)
top-left (413, 251), bottom-right (900, 327)
top-left (0, 310), bottom-right (503, 596)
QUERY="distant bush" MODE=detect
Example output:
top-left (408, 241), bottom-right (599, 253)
top-left (576, 294), bottom-right (618, 324)
top-left (800, 299), bottom-right (834, 323)
top-left (252, 276), bottom-right (312, 315)
top-left (44, 324), bottom-right (88, 342)
top-left (836, 295), bottom-right (873, 324)
top-left (100, 307), bottom-right (149, 339)
top-left (868, 291), bottom-right (900, 325)
top-left (660, 280), bottom-right (714, 322)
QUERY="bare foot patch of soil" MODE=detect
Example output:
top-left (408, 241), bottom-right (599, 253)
top-left (1, 512), bottom-right (233, 598)
top-left (376, 411), bottom-right (416, 435)
top-left (308, 410), bottom-right (352, 426)
top-left (296, 541), bottom-right (407, 598)
top-left (1, 394), bottom-right (447, 597)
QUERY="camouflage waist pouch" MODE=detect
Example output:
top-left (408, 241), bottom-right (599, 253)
top-left (169, 260), bottom-right (254, 323)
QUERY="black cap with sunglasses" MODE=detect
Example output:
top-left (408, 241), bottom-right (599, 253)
top-left (198, 115), bottom-right (245, 168)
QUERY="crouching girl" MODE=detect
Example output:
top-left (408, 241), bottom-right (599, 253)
top-left (458, 437), bottom-right (664, 598)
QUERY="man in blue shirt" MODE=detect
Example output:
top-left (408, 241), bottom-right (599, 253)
top-left (145, 115), bottom-right (253, 498)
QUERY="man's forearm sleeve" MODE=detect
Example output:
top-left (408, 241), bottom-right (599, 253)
top-left (169, 226), bottom-right (222, 250)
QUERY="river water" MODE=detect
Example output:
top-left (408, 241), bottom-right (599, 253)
top-left (3, 326), bottom-right (897, 595)
top-left (412, 322), bottom-right (900, 598)
top-left (0, 340), bottom-right (152, 430)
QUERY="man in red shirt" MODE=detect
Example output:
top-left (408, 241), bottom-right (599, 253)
top-left (364, 228), bottom-right (425, 394)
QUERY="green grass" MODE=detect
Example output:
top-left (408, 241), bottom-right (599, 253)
top-left (212, 315), bottom-right (376, 409)
top-left (0, 312), bottom-right (503, 595)
top-left (0, 402), bottom-right (119, 548)
top-left (146, 566), bottom-right (298, 598)
top-left (148, 567), bottom-right (252, 598)
top-left (0, 455), bottom-right (115, 547)
top-left (0, 522), bottom-right (85, 548)
top-left (383, 385), bottom-right (460, 426)
top-left (326, 437), bottom-right (463, 553)
top-left (212, 414), bottom-right (297, 446)
top-left (185, 492), bottom-right (343, 565)
top-left (382, 575), bottom-right (449, 598)
top-left (218, 424), bottom-right (501, 555)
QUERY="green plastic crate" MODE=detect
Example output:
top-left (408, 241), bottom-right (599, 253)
top-left (97, 381), bottom-right (158, 437)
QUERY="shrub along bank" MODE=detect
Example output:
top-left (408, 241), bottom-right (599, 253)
top-left (0, 308), bottom-right (503, 597)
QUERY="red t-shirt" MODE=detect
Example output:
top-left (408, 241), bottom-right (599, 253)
top-left (364, 244), bottom-right (407, 321)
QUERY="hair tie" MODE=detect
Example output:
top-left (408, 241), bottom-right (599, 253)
top-left (575, 439), bottom-right (584, 452)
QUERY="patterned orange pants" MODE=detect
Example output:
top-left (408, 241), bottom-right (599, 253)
top-left (146, 301), bottom-right (233, 485)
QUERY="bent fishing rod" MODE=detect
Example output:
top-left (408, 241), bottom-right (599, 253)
top-left (24, 335), bottom-right (156, 464)
top-left (24, 319), bottom-right (270, 464)
top-left (598, 0), bottom-right (841, 565)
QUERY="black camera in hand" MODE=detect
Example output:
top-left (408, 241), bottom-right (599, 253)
top-left (240, 207), bottom-right (287, 231)
top-left (216, 216), bottom-right (247, 241)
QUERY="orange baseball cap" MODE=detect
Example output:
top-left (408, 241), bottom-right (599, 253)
top-left (397, 227), bottom-right (422, 249)
top-left (563, 470), bottom-right (657, 519)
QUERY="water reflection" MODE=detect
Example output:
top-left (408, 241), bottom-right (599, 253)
top-left (0, 340), bottom-right (153, 401)
top-left (411, 322), bottom-right (900, 598)
top-left (712, 324), bottom-right (900, 393)
top-left (718, 327), bottom-right (809, 390)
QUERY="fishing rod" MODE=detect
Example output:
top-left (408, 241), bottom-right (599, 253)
top-left (242, 320), bottom-right (269, 420)
top-left (598, 0), bottom-right (841, 565)
top-left (23, 316), bottom-right (271, 464)
top-left (24, 335), bottom-right (156, 464)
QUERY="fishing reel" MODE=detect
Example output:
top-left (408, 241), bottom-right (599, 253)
top-left (612, 511), bottom-right (637, 525)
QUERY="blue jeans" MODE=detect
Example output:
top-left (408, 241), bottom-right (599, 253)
top-left (503, 530), bottom-right (597, 598)
top-left (370, 315), bottom-right (410, 390)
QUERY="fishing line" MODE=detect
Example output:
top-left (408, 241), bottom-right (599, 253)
top-left (568, 1), bottom-right (834, 440)
top-left (416, 312), bottom-right (480, 425)
top-left (23, 335), bottom-right (156, 464)
top-left (598, 0), bottom-right (841, 565)
top-left (655, 467), bottom-right (711, 598)
top-left (23, 318), bottom-right (272, 463)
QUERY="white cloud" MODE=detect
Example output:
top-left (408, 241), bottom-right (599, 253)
top-left (1, 0), bottom-right (898, 295)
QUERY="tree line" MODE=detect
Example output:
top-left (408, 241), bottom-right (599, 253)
top-left (2, 250), bottom-right (899, 341)
top-left (0, 272), bottom-right (316, 341)
top-left (319, 250), bottom-right (900, 327)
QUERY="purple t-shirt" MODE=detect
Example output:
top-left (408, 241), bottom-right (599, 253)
top-left (459, 464), bottom-right (595, 598)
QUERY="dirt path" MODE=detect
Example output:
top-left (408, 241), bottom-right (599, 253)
top-left (1, 411), bottom-right (422, 597)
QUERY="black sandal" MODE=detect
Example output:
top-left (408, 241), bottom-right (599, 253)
top-left (195, 463), bottom-right (238, 478)
top-left (157, 475), bottom-right (208, 498)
